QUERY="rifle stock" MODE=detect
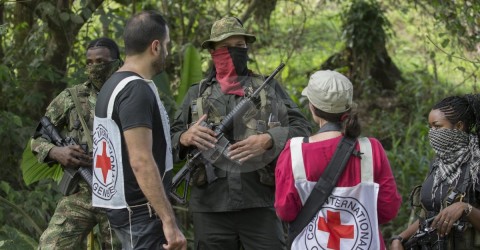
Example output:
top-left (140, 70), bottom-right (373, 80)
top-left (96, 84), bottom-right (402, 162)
top-left (169, 63), bottom-right (286, 204)
top-left (39, 116), bottom-right (93, 195)
top-left (169, 160), bottom-right (195, 204)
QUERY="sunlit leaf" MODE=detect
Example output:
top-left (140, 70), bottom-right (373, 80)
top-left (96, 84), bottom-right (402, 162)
top-left (177, 44), bottom-right (203, 104)
top-left (20, 142), bottom-right (63, 186)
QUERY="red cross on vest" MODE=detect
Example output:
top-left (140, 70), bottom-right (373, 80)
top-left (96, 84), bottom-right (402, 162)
top-left (318, 210), bottom-right (354, 250)
top-left (95, 141), bottom-right (112, 184)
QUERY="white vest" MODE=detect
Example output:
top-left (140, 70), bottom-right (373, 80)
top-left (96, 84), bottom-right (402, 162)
top-left (290, 137), bottom-right (381, 250)
top-left (92, 76), bottom-right (173, 209)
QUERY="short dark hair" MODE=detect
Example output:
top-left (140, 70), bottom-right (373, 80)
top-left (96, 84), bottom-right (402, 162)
top-left (87, 37), bottom-right (120, 59)
top-left (123, 10), bottom-right (168, 55)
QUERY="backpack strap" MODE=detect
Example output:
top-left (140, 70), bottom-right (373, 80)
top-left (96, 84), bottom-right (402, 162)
top-left (67, 86), bottom-right (93, 150)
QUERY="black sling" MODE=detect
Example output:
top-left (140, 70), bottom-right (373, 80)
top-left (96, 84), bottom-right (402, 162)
top-left (287, 136), bottom-right (358, 248)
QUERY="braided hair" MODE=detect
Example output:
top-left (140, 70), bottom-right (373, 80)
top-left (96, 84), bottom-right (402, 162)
top-left (87, 37), bottom-right (121, 60)
top-left (432, 94), bottom-right (480, 141)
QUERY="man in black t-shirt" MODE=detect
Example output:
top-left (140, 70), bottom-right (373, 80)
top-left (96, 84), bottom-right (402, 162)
top-left (93, 11), bottom-right (186, 250)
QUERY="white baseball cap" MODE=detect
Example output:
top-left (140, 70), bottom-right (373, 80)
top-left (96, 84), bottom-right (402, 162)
top-left (302, 70), bottom-right (353, 114)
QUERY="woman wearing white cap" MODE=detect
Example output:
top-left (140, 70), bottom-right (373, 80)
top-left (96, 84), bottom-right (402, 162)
top-left (274, 70), bottom-right (401, 250)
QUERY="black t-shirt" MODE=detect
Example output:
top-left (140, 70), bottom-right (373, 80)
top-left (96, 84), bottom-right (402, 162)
top-left (96, 71), bottom-right (171, 208)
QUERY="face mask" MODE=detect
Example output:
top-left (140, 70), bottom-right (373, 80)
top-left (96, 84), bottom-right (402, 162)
top-left (211, 47), bottom-right (249, 96)
top-left (86, 59), bottom-right (121, 90)
top-left (428, 128), bottom-right (469, 163)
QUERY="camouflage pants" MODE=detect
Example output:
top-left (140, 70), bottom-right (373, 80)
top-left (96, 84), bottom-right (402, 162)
top-left (38, 182), bottom-right (115, 250)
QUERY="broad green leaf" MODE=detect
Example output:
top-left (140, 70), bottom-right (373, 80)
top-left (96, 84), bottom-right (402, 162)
top-left (70, 14), bottom-right (84, 24)
top-left (12, 114), bottom-right (22, 127)
top-left (177, 44), bottom-right (203, 104)
top-left (441, 38), bottom-right (450, 48)
top-left (20, 142), bottom-right (63, 186)
top-left (153, 72), bottom-right (177, 118)
top-left (0, 225), bottom-right (38, 250)
top-left (59, 12), bottom-right (70, 22)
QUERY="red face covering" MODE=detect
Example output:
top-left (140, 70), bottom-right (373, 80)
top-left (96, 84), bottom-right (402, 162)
top-left (211, 47), bottom-right (249, 96)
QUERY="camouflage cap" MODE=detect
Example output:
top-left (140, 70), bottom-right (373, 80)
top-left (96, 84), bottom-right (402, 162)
top-left (201, 17), bottom-right (256, 49)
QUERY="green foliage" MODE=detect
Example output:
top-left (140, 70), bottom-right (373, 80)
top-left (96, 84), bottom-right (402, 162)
top-left (0, 181), bottom-right (60, 247)
top-left (0, 225), bottom-right (38, 250)
top-left (153, 72), bottom-right (177, 118)
top-left (0, 0), bottom-right (479, 247)
top-left (422, 0), bottom-right (480, 51)
top-left (21, 142), bottom-right (63, 186)
top-left (342, 0), bottom-right (391, 55)
top-left (341, 0), bottom-right (393, 88)
top-left (177, 44), bottom-right (203, 104)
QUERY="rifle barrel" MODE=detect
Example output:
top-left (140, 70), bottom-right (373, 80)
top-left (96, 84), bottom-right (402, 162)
top-left (215, 62), bottom-right (285, 134)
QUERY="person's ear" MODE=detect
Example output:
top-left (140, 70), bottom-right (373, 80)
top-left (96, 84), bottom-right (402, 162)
top-left (151, 40), bottom-right (160, 54)
top-left (455, 121), bottom-right (465, 131)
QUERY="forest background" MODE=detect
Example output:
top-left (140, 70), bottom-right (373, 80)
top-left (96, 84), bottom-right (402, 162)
top-left (0, 0), bottom-right (479, 249)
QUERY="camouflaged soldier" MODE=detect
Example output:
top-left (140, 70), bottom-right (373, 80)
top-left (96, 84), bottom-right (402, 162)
top-left (171, 17), bottom-right (311, 250)
top-left (31, 38), bottom-right (122, 250)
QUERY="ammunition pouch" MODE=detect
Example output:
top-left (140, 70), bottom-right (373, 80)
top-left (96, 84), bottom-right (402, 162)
top-left (258, 164), bottom-right (275, 186)
top-left (190, 165), bottom-right (207, 187)
top-left (189, 163), bottom-right (226, 187)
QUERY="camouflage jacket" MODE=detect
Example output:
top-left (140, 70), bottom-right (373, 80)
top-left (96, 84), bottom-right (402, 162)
top-left (31, 81), bottom-right (96, 163)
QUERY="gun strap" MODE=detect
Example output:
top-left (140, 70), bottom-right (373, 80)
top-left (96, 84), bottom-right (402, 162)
top-left (287, 136), bottom-right (357, 247)
top-left (446, 163), bottom-right (471, 206)
top-left (457, 163), bottom-right (471, 195)
top-left (67, 87), bottom-right (93, 150)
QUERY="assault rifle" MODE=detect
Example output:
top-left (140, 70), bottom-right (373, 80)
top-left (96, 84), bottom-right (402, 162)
top-left (38, 116), bottom-right (93, 195)
top-left (403, 217), bottom-right (444, 250)
top-left (403, 217), bottom-right (466, 250)
top-left (169, 63), bottom-right (286, 204)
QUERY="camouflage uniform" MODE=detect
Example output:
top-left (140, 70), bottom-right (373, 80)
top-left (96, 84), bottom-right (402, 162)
top-left (31, 81), bottom-right (113, 250)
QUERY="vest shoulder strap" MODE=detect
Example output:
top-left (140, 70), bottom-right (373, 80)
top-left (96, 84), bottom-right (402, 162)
top-left (358, 137), bottom-right (373, 183)
top-left (106, 76), bottom-right (143, 118)
top-left (67, 86), bottom-right (92, 150)
top-left (290, 137), bottom-right (306, 181)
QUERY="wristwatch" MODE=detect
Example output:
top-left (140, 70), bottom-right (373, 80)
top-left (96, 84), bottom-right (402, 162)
top-left (390, 235), bottom-right (405, 245)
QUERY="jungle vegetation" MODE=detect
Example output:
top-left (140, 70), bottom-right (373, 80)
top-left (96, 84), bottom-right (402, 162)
top-left (0, 0), bottom-right (478, 248)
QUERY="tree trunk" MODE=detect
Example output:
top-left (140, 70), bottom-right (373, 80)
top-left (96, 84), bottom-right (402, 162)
top-left (14, 0), bottom-right (104, 119)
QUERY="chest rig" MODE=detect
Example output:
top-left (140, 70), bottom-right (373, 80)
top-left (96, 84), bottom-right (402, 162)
top-left (190, 77), bottom-right (272, 141)
top-left (66, 83), bottom-right (96, 152)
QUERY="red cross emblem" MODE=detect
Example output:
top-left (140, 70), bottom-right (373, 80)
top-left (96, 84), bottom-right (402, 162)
top-left (95, 141), bottom-right (112, 184)
top-left (318, 210), bottom-right (354, 250)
